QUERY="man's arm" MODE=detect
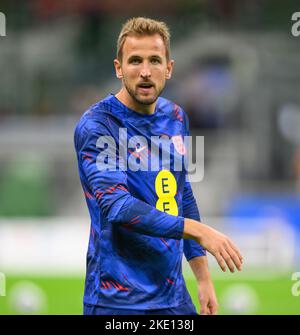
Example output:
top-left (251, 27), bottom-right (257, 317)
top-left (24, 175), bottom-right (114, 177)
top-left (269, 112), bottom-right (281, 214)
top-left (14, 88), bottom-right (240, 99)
top-left (182, 179), bottom-right (206, 260)
top-left (180, 108), bottom-right (242, 272)
top-left (182, 180), bottom-right (242, 271)
top-left (189, 256), bottom-right (218, 315)
top-left (75, 118), bottom-right (184, 239)
top-left (75, 116), bottom-right (243, 272)
top-left (184, 218), bottom-right (243, 272)
top-left (182, 179), bottom-right (218, 314)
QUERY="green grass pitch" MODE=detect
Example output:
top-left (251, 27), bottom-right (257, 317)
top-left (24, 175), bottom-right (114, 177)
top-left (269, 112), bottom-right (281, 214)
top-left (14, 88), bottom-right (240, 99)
top-left (0, 273), bottom-right (299, 314)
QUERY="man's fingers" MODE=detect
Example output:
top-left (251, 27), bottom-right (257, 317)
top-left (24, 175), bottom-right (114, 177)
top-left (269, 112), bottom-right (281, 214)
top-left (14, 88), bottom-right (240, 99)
top-left (216, 247), bottom-right (241, 273)
top-left (220, 249), bottom-right (235, 273)
top-left (208, 302), bottom-right (218, 315)
top-left (201, 300), bottom-right (218, 315)
top-left (227, 239), bottom-right (243, 263)
top-left (225, 243), bottom-right (243, 271)
top-left (200, 301), bottom-right (209, 315)
top-left (214, 253), bottom-right (227, 272)
top-left (208, 234), bottom-right (243, 273)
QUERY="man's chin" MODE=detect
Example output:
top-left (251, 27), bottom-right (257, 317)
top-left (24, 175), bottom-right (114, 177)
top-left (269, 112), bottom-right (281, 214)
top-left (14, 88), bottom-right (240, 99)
top-left (135, 95), bottom-right (158, 106)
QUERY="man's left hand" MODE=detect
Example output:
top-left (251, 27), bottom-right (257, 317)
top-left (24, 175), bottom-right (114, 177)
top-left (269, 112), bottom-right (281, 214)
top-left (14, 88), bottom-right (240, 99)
top-left (198, 279), bottom-right (218, 315)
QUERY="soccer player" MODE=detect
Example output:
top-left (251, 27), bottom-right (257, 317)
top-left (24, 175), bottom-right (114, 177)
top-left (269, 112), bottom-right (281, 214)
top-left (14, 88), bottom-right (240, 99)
top-left (74, 17), bottom-right (243, 315)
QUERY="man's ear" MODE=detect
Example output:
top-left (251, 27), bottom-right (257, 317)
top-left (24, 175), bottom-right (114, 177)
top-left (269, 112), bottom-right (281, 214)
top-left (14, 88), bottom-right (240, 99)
top-left (114, 59), bottom-right (123, 79)
top-left (166, 59), bottom-right (174, 80)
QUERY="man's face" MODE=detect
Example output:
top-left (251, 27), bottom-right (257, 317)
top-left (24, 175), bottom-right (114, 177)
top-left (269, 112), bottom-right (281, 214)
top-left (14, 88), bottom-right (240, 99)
top-left (114, 34), bottom-right (174, 107)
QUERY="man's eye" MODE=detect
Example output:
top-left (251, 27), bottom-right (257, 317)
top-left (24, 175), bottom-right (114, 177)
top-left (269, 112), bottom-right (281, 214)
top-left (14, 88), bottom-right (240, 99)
top-left (151, 59), bottom-right (160, 64)
top-left (130, 59), bottom-right (140, 64)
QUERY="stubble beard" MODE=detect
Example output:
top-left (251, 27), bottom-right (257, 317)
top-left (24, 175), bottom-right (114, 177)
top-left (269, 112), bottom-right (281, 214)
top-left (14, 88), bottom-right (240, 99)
top-left (123, 79), bottom-right (164, 106)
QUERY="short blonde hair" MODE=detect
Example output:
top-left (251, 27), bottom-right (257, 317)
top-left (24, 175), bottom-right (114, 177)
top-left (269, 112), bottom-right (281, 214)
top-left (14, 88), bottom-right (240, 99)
top-left (117, 17), bottom-right (171, 62)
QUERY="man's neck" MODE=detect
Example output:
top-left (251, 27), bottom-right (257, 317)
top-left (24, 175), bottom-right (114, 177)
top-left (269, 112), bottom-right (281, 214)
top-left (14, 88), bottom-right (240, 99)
top-left (115, 88), bottom-right (156, 115)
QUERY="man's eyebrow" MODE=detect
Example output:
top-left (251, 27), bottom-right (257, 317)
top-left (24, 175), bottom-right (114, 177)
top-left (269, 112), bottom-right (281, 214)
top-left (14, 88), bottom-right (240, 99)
top-left (128, 55), bottom-right (142, 61)
top-left (127, 54), bottom-right (163, 61)
top-left (150, 55), bottom-right (163, 60)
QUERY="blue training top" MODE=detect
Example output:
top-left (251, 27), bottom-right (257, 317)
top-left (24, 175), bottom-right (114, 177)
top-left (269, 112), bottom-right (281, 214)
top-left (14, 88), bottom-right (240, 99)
top-left (74, 93), bottom-right (206, 310)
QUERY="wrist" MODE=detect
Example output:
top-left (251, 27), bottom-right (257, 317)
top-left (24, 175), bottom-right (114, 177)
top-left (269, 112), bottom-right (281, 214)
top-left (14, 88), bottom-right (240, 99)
top-left (196, 273), bottom-right (212, 284)
top-left (188, 255), bottom-right (211, 283)
top-left (183, 218), bottom-right (204, 242)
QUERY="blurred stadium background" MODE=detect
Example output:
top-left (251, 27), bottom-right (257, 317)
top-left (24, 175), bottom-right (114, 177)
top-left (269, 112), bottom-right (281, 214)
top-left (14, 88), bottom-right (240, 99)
top-left (1, 0), bottom-right (300, 314)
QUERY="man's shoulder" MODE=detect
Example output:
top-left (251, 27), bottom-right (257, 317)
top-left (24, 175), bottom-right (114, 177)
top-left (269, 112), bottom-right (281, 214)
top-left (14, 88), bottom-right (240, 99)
top-left (157, 96), bottom-right (187, 123)
top-left (75, 94), bottom-right (118, 132)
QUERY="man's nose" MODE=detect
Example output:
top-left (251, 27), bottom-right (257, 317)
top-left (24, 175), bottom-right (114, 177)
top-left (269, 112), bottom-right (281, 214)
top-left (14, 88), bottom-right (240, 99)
top-left (140, 63), bottom-right (151, 78)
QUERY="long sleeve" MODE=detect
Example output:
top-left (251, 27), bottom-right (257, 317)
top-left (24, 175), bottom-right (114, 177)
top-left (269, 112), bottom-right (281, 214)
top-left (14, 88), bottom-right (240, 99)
top-left (181, 108), bottom-right (206, 261)
top-left (74, 117), bottom-right (184, 239)
top-left (182, 180), bottom-right (207, 260)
